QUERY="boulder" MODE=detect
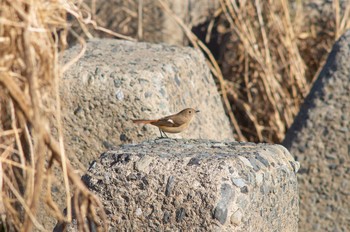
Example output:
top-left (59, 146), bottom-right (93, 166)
top-left (283, 30), bottom-right (350, 231)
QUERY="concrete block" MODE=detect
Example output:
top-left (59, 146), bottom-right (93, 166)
top-left (61, 39), bottom-right (233, 166)
top-left (283, 30), bottom-right (350, 231)
top-left (82, 139), bottom-right (299, 231)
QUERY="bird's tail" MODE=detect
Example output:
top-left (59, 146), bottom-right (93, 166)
top-left (132, 119), bottom-right (158, 124)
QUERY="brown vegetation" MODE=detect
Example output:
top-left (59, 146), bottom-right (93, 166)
top-left (0, 0), bottom-right (107, 231)
top-left (218, 0), bottom-right (350, 142)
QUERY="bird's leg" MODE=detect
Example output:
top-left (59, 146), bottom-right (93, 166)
top-left (158, 128), bottom-right (164, 138)
top-left (158, 128), bottom-right (169, 138)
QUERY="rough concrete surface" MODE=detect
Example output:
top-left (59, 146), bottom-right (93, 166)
top-left (79, 139), bottom-right (299, 231)
top-left (60, 39), bottom-right (233, 167)
top-left (283, 30), bottom-right (350, 231)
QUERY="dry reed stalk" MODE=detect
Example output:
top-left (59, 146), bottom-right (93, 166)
top-left (0, 0), bottom-right (107, 230)
top-left (333, 0), bottom-right (350, 40)
top-left (219, 0), bottom-right (308, 142)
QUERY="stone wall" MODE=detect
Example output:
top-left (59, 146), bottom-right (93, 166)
top-left (78, 139), bottom-right (299, 231)
top-left (283, 30), bottom-right (350, 231)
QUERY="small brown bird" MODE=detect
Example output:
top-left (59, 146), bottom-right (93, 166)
top-left (132, 108), bottom-right (200, 137)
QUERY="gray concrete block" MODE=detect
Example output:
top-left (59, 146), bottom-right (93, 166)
top-left (61, 39), bottom-right (233, 166)
top-left (283, 30), bottom-right (350, 231)
top-left (82, 139), bottom-right (299, 231)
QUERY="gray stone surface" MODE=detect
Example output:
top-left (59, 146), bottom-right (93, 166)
top-left (61, 39), bottom-right (233, 166)
top-left (81, 139), bottom-right (299, 231)
top-left (283, 30), bottom-right (350, 231)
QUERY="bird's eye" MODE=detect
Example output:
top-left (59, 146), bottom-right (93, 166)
top-left (189, 111), bottom-right (192, 113)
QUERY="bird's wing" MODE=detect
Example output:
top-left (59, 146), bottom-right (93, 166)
top-left (151, 116), bottom-right (183, 127)
top-left (165, 115), bottom-right (188, 125)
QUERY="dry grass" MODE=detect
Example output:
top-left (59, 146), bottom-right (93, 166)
top-left (218, 0), bottom-right (308, 142)
top-left (0, 0), bottom-right (108, 231)
top-left (221, 0), bottom-right (350, 142)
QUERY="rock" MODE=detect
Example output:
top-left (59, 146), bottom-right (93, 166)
top-left (230, 209), bottom-right (243, 226)
top-left (214, 183), bottom-right (234, 224)
top-left (163, 211), bottom-right (170, 223)
top-left (165, 176), bottom-right (175, 197)
top-left (283, 30), bottom-right (350, 232)
top-left (231, 178), bottom-right (246, 188)
top-left (175, 208), bottom-right (186, 222)
top-left (134, 156), bottom-right (153, 174)
top-left (61, 39), bottom-right (233, 166)
top-left (78, 139), bottom-right (299, 231)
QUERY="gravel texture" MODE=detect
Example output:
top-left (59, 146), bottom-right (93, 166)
top-left (283, 30), bottom-right (350, 231)
top-left (80, 139), bottom-right (299, 231)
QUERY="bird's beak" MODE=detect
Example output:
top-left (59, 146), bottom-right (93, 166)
top-left (195, 110), bottom-right (200, 113)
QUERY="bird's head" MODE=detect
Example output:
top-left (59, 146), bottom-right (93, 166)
top-left (179, 108), bottom-right (200, 119)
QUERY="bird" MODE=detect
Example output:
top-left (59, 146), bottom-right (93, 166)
top-left (132, 108), bottom-right (200, 138)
